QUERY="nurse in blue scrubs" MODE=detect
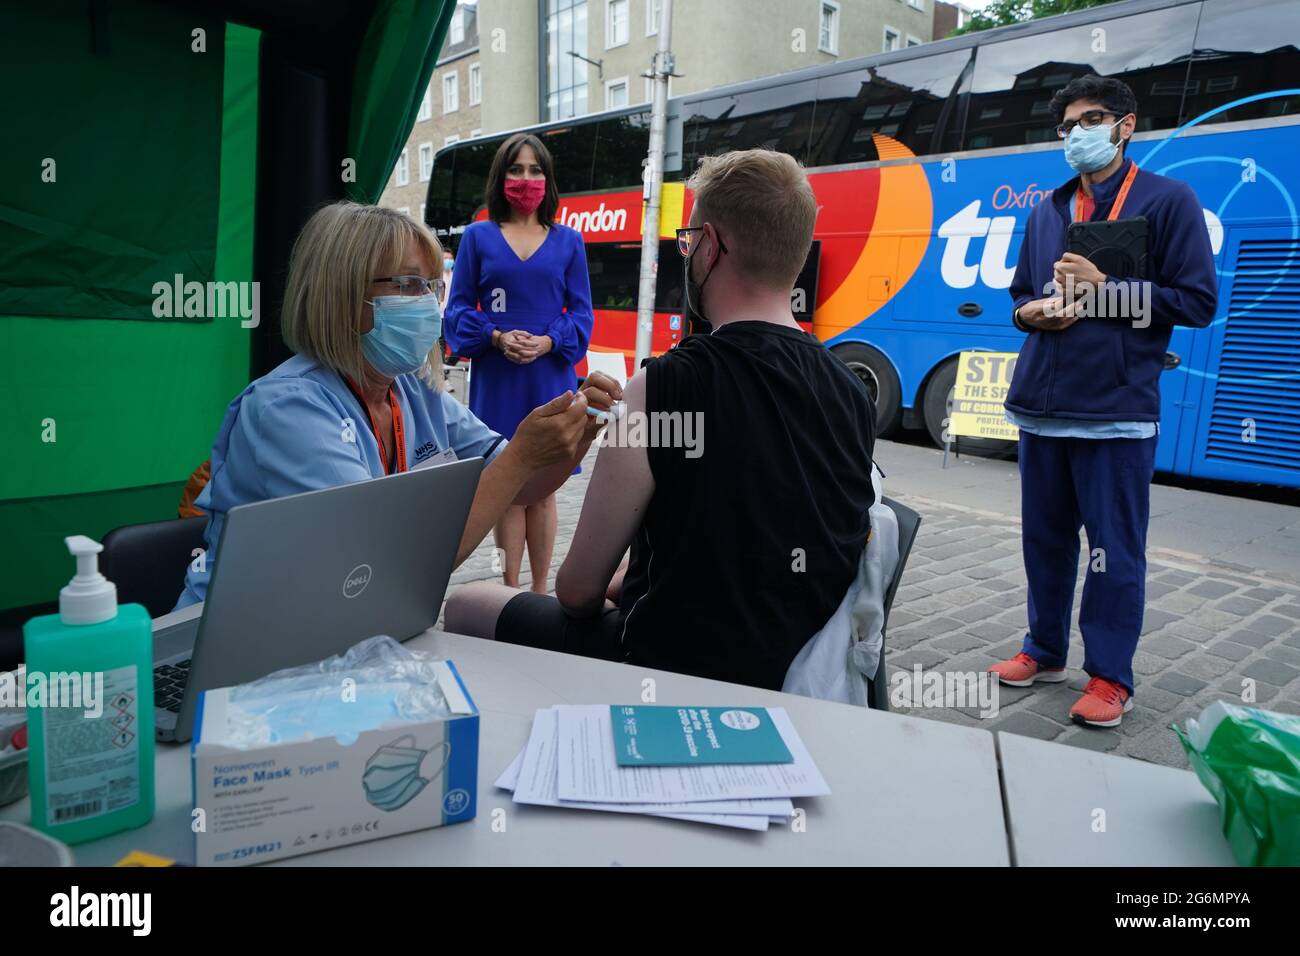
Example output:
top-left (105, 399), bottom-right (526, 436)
top-left (177, 201), bottom-right (619, 608)
top-left (444, 133), bottom-right (594, 595)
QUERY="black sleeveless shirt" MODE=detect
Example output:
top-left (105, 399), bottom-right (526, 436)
top-left (616, 321), bottom-right (877, 689)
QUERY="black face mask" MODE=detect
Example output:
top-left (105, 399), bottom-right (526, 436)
top-left (684, 236), bottom-right (717, 333)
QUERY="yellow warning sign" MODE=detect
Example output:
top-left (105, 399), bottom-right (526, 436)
top-left (948, 351), bottom-right (1020, 442)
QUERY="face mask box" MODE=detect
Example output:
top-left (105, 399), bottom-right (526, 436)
top-left (191, 659), bottom-right (478, 867)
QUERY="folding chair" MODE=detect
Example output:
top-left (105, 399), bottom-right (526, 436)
top-left (866, 497), bottom-right (923, 711)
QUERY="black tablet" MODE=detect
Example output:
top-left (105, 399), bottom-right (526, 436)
top-left (1066, 216), bottom-right (1149, 280)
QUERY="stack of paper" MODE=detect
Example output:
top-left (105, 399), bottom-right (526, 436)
top-left (495, 705), bottom-right (829, 830)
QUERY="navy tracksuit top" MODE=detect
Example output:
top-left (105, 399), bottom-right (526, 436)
top-left (1004, 157), bottom-right (1219, 422)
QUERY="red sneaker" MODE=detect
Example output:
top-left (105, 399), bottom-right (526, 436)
top-left (988, 652), bottom-right (1067, 688)
top-left (1070, 676), bottom-right (1133, 727)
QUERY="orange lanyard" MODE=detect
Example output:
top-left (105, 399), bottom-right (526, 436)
top-left (343, 377), bottom-right (407, 475)
top-left (1075, 161), bottom-right (1139, 223)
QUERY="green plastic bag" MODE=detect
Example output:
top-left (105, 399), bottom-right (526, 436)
top-left (1174, 701), bottom-right (1300, 867)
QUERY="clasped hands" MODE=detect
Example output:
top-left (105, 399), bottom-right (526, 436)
top-left (493, 329), bottom-right (554, 364)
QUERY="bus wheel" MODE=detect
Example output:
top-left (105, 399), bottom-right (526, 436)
top-left (832, 343), bottom-right (901, 437)
top-left (922, 358), bottom-right (1018, 459)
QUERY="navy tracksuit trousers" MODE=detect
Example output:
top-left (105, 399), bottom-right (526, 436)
top-left (1018, 431), bottom-right (1158, 695)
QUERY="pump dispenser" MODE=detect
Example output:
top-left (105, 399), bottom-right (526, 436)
top-left (22, 536), bottom-right (155, 843)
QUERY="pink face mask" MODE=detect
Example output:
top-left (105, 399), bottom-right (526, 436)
top-left (504, 177), bottom-right (546, 215)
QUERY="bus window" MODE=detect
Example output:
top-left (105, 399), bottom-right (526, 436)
top-left (539, 121), bottom-right (598, 194)
top-left (445, 136), bottom-right (498, 233)
top-left (586, 240), bottom-right (680, 312)
top-left (682, 80), bottom-right (818, 171)
top-left (1183, 0), bottom-right (1300, 125)
top-left (966, 5), bottom-right (1198, 150)
top-left (592, 111), bottom-right (652, 190)
top-left (808, 49), bottom-right (973, 165)
top-left (655, 239), bottom-right (685, 313)
top-left (425, 152), bottom-right (458, 235)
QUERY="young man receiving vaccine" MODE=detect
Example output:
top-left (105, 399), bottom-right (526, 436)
top-left (990, 76), bottom-right (1217, 726)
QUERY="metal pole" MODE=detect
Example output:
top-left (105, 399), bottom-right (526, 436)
top-left (633, 0), bottom-right (673, 368)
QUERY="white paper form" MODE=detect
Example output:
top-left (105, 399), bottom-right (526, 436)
top-left (510, 709), bottom-right (783, 829)
top-left (555, 704), bottom-right (831, 804)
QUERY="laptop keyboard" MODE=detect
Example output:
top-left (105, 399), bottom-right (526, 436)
top-left (153, 659), bottom-right (191, 713)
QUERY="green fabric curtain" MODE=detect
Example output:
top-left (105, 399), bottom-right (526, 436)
top-left (0, 16), bottom-right (260, 610)
top-left (345, 0), bottom-right (456, 203)
top-left (0, 0), bottom-right (227, 322)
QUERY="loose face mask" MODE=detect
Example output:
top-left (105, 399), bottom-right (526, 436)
top-left (683, 233), bottom-right (718, 326)
top-left (504, 177), bottom-right (546, 216)
top-left (362, 293), bottom-right (442, 378)
top-left (1064, 119), bottom-right (1123, 174)
top-left (362, 735), bottom-right (452, 812)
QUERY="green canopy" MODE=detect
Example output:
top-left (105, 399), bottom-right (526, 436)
top-left (0, 0), bottom-right (452, 631)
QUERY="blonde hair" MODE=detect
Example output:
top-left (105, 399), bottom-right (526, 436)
top-left (282, 201), bottom-right (445, 390)
top-left (686, 149), bottom-right (817, 288)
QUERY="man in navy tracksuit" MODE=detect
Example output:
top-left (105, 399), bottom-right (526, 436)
top-left (990, 76), bottom-right (1217, 727)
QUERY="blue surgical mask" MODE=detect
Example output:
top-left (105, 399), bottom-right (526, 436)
top-left (362, 293), bottom-right (442, 377)
top-left (1064, 120), bottom-right (1121, 174)
top-left (362, 735), bottom-right (451, 812)
top-left (227, 682), bottom-right (440, 746)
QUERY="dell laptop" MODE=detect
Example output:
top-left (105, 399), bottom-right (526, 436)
top-left (151, 456), bottom-right (483, 743)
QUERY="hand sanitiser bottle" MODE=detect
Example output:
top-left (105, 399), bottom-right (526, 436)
top-left (23, 536), bottom-right (155, 843)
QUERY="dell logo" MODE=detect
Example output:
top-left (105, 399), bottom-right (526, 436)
top-left (343, 564), bottom-right (372, 599)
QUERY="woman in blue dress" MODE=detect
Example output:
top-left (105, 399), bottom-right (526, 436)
top-left (444, 133), bottom-right (594, 593)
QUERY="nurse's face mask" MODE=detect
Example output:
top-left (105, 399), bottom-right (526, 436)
top-left (363, 274), bottom-right (445, 378)
top-left (362, 735), bottom-right (452, 812)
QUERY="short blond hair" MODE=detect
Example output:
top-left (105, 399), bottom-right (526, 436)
top-left (686, 149), bottom-right (817, 288)
top-left (282, 201), bottom-right (444, 389)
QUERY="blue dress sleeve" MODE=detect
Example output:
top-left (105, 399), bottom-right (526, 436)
top-left (235, 384), bottom-right (374, 498)
top-left (546, 229), bottom-right (595, 366)
top-left (439, 391), bottom-right (508, 463)
top-left (443, 226), bottom-right (497, 358)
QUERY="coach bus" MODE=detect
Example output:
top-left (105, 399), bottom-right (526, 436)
top-left (425, 0), bottom-right (1299, 489)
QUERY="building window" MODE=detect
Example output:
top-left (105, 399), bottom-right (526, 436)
top-left (419, 203), bottom-right (425, 223)
top-left (546, 0), bottom-right (589, 121)
top-left (449, 7), bottom-right (464, 44)
top-left (906, 35), bottom-right (922, 47)
top-left (398, 206), bottom-right (410, 216)
top-left (444, 134), bottom-right (461, 147)
top-left (469, 63), bottom-right (481, 105)
top-left (418, 143), bottom-right (433, 181)
top-left (395, 148), bottom-right (410, 187)
top-left (606, 76), bottom-right (629, 108)
top-left (908, 0), bottom-right (925, 10)
top-left (819, 1), bottom-right (840, 54)
top-left (883, 26), bottom-right (900, 52)
top-left (606, 0), bottom-right (628, 49)
top-left (646, 0), bottom-right (662, 35)
top-left (417, 83), bottom-right (432, 121)
top-left (442, 71), bottom-right (459, 113)
top-left (470, 128), bottom-right (482, 138)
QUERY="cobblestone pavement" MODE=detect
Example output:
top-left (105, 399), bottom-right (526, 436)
top-left (442, 445), bottom-right (1300, 770)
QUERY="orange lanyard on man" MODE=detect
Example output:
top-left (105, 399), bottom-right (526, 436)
top-left (1074, 161), bottom-right (1139, 223)
top-left (343, 376), bottom-right (407, 475)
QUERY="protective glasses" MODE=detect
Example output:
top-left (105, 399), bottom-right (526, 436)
top-left (676, 226), bottom-right (729, 258)
top-left (372, 275), bottom-right (446, 298)
top-left (1055, 110), bottom-right (1124, 139)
